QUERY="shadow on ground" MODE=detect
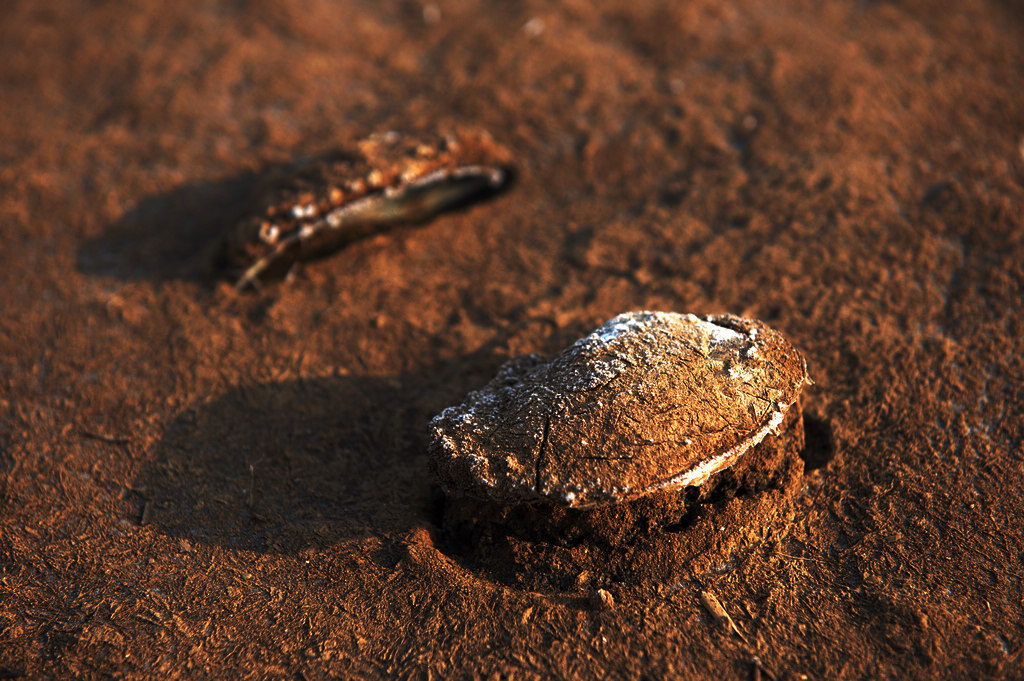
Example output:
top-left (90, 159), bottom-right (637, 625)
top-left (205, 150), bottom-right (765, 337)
top-left (801, 413), bottom-right (836, 472)
top-left (76, 169), bottom-right (262, 285)
top-left (134, 353), bottom-right (504, 554)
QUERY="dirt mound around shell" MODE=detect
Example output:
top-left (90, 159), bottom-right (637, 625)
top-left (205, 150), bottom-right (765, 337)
top-left (440, 405), bottom-right (806, 592)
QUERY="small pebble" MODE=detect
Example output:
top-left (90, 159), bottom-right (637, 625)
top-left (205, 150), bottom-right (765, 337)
top-left (589, 588), bottom-right (615, 611)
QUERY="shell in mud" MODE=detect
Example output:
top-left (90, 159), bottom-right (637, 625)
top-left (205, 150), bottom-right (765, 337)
top-left (220, 129), bottom-right (512, 289)
top-left (429, 311), bottom-right (810, 509)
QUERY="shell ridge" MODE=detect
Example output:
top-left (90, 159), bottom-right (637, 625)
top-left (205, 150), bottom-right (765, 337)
top-left (634, 401), bottom-right (794, 500)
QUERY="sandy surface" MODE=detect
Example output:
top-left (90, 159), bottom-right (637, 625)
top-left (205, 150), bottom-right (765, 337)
top-left (2, 0), bottom-right (1023, 678)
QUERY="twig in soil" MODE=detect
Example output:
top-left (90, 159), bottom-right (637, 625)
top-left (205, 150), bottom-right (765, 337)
top-left (246, 457), bottom-right (264, 507)
top-left (750, 656), bottom-right (779, 681)
top-left (699, 590), bottom-right (749, 645)
top-left (776, 552), bottom-right (827, 565)
top-left (79, 430), bottom-right (131, 445)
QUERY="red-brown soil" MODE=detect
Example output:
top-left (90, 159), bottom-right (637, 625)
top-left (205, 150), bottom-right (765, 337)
top-left (1, 1), bottom-right (1022, 678)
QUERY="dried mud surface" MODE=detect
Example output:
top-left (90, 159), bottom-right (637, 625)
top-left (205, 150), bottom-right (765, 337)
top-left (1, 1), bottom-right (1023, 679)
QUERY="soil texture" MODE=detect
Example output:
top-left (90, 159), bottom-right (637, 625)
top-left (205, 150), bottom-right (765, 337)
top-left (1, 0), bottom-right (1023, 679)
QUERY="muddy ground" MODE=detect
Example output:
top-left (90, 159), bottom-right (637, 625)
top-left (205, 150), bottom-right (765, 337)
top-left (1, 0), bottom-right (1023, 678)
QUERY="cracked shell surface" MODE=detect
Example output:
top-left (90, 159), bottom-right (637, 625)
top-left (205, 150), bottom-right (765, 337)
top-left (429, 311), bottom-right (810, 508)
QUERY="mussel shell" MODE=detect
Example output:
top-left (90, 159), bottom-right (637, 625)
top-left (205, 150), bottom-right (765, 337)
top-left (220, 129), bottom-right (512, 289)
top-left (430, 311), bottom-right (810, 508)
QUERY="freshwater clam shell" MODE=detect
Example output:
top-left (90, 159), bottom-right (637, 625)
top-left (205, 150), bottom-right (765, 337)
top-left (221, 129), bottom-right (511, 289)
top-left (429, 311), bottom-right (810, 508)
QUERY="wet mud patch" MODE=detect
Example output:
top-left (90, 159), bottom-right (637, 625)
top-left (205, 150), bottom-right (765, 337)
top-left (437, 405), bottom-right (806, 592)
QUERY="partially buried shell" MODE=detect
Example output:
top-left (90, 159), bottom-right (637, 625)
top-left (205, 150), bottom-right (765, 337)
top-left (220, 129), bottom-right (512, 289)
top-left (430, 311), bottom-right (811, 509)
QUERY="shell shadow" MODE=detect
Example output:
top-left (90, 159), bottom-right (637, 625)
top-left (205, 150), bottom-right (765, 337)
top-left (133, 353), bottom-right (503, 554)
top-left (800, 413), bottom-right (836, 472)
top-left (76, 169), bottom-right (262, 285)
